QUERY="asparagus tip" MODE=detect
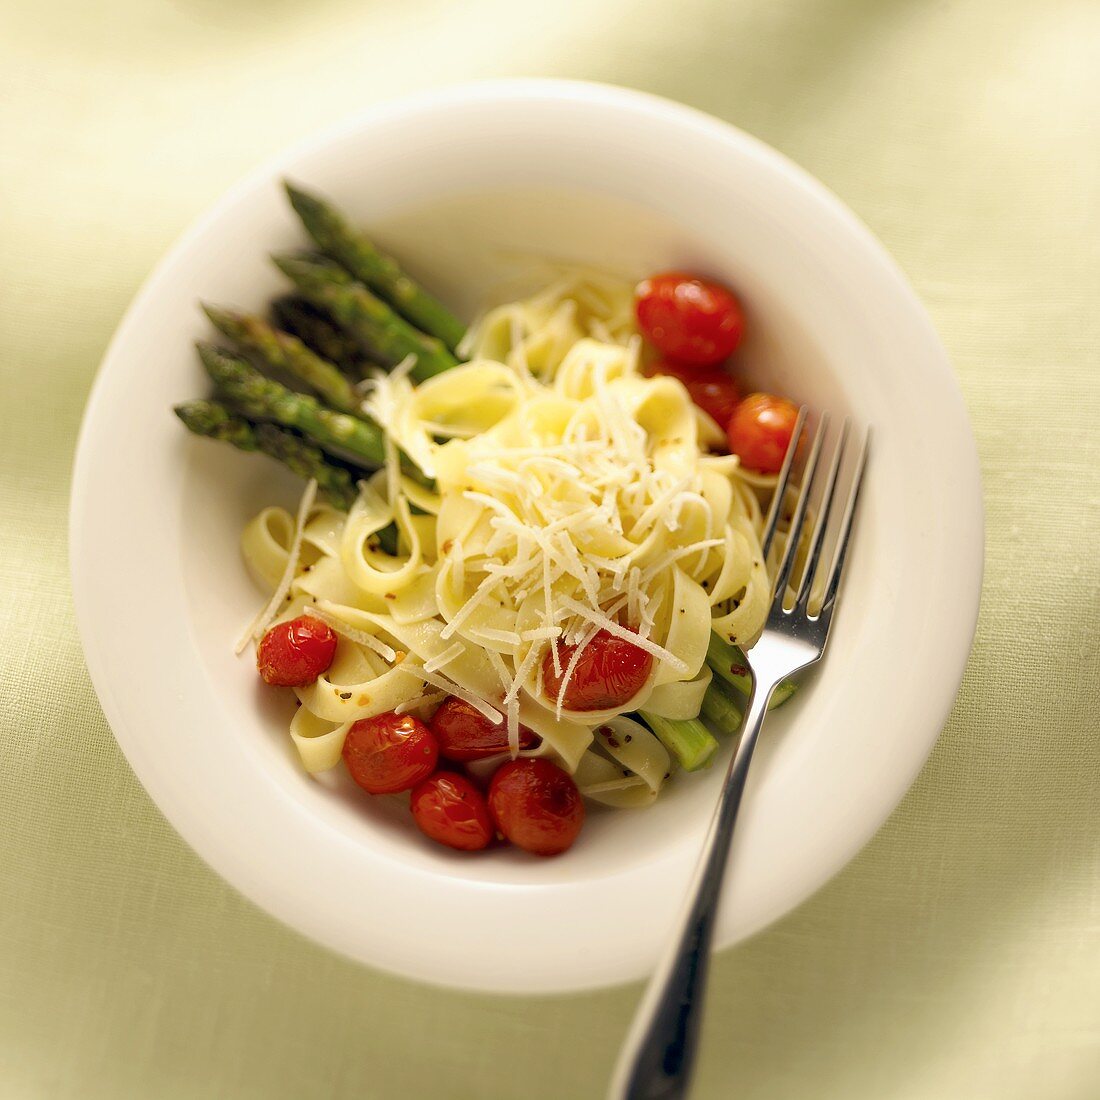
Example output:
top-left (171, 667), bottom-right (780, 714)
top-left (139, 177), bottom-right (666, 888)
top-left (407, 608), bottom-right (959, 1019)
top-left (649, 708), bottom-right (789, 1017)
top-left (195, 341), bottom-right (240, 372)
top-left (272, 250), bottom-right (338, 275)
top-left (271, 252), bottom-right (301, 278)
top-left (283, 179), bottom-right (318, 213)
top-left (200, 301), bottom-right (236, 329)
top-left (174, 398), bottom-right (227, 435)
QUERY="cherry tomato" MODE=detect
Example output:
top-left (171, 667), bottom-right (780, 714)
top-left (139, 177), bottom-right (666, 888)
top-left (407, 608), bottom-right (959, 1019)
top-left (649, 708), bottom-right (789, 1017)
top-left (645, 359), bottom-right (741, 430)
top-left (635, 272), bottom-right (745, 366)
top-left (429, 697), bottom-right (539, 761)
top-left (488, 758), bottom-right (585, 856)
top-left (542, 630), bottom-right (653, 711)
top-left (342, 712), bottom-right (439, 795)
top-left (726, 392), bottom-right (801, 474)
top-left (256, 615), bottom-right (337, 686)
top-left (410, 772), bottom-right (494, 851)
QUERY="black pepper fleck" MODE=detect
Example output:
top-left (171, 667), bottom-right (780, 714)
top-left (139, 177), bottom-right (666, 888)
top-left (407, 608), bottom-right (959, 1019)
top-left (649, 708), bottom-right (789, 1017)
top-left (339, 691), bottom-right (352, 700)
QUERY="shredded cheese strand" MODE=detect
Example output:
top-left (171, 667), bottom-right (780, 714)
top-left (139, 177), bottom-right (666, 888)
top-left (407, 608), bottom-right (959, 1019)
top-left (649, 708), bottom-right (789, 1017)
top-left (236, 479), bottom-right (317, 654)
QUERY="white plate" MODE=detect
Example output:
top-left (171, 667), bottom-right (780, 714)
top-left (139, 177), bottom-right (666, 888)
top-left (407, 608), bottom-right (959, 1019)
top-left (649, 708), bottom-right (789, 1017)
top-left (70, 80), bottom-right (983, 994)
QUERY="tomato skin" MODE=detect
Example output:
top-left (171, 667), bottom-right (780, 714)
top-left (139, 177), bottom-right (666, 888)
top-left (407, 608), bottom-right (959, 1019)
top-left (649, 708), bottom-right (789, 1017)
top-left (410, 772), bottom-right (494, 851)
top-left (726, 392), bottom-right (801, 474)
top-left (635, 272), bottom-right (745, 366)
top-left (256, 615), bottom-right (337, 686)
top-left (542, 630), bottom-right (653, 711)
top-left (430, 697), bottom-right (539, 761)
top-left (342, 713), bottom-right (439, 795)
top-left (646, 359), bottom-right (741, 430)
top-left (488, 759), bottom-right (585, 856)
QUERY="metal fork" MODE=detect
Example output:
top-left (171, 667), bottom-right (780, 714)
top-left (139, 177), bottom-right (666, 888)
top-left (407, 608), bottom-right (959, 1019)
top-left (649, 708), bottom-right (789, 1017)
top-left (609, 409), bottom-right (870, 1100)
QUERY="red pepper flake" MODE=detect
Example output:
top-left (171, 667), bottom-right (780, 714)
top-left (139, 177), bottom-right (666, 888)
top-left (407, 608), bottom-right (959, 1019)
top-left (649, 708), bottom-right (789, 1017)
top-left (730, 664), bottom-right (749, 677)
top-left (384, 592), bottom-right (396, 601)
top-left (597, 725), bottom-right (621, 749)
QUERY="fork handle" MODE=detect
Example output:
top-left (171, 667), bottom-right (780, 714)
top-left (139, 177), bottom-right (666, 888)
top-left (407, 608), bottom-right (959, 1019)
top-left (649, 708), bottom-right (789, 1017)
top-left (609, 678), bottom-right (776, 1100)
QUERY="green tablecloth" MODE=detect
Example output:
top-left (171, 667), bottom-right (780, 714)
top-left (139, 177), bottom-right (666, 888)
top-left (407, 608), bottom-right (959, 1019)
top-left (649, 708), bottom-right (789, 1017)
top-left (3, 1), bottom-right (1098, 1096)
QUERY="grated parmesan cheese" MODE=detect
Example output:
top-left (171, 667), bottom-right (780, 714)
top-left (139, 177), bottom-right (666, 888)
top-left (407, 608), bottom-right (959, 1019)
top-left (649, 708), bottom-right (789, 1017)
top-left (398, 663), bottom-right (503, 724)
top-left (424, 640), bottom-right (467, 673)
top-left (236, 479), bottom-right (317, 654)
top-left (308, 603), bottom-right (397, 663)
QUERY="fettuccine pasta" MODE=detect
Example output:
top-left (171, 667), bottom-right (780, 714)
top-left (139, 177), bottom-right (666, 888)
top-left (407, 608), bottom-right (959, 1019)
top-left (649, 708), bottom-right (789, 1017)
top-left (240, 272), bottom-right (774, 809)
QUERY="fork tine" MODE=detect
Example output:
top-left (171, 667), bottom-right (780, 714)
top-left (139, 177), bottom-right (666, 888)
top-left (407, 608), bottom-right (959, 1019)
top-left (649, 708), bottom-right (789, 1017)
top-left (759, 405), bottom-right (808, 563)
top-left (796, 418), bottom-right (850, 609)
top-left (772, 413), bottom-right (830, 603)
top-left (818, 427), bottom-right (871, 615)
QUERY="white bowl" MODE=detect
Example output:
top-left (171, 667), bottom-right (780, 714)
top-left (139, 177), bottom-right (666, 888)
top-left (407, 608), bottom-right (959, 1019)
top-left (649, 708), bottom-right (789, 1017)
top-left (70, 80), bottom-right (983, 994)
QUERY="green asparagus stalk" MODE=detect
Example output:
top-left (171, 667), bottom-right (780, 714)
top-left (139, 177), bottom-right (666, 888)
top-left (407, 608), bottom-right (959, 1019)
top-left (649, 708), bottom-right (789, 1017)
top-left (284, 182), bottom-right (466, 351)
top-left (699, 679), bottom-right (744, 730)
top-left (202, 304), bottom-right (359, 413)
top-left (706, 632), bottom-right (798, 708)
top-left (273, 253), bottom-right (458, 381)
top-left (638, 653), bottom-right (799, 774)
top-left (637, 710), bottom-right (718, 772)
top-left (197, 343), bottom-right (387, 468)
top-left (174, 400), bottom-right (357, 509)
top-left (271, 295), bottom-right (372, 376)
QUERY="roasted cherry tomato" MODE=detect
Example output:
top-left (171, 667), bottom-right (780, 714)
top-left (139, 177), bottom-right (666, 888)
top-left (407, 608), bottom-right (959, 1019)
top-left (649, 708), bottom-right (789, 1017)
top-left (542, 630), bottom-right (653, 711)
top-left (410, 772), bottom-right (494, 851)
top-left (256, 615), bottom-right (337, 687)
top-left (429, 697), bottom-right (539, 761)
top-left (635, 272), bottom-right (745, 366)
top-left (726, 392), bottom-right (801, 474)
top-left (342, 712), bottom-right (439, 795)
top-left (645, 359), bottom-right (741, 431)
top-left (488, 758), bottom-right (585, 856)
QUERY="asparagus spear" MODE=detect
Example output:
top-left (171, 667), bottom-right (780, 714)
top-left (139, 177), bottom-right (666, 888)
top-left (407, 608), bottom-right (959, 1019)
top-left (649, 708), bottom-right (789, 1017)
top-left (284, 182), bottom-right (466, 351)
top-left (197, 343), bottom-right (388, 468)
top-left (174, 400), bottom-right (357, 509)
top-left (272, 253), bottom-right (458, 381)
top-left (641, 642), bottom-right (800, 771)
top-left (706, 632), bottom-right (798, 708)
top-left (637, 710), bottom-right (718, 772)
top-left (699, 678), bottom-right (744, 730)
top-left (271, 295), bottom-right (371, 376)
top-left (202, 304), bottom-right (359, 413)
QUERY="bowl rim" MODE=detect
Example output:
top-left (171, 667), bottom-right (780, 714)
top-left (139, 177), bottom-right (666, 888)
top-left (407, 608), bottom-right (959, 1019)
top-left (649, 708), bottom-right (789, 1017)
top-left (70, 78), bottom-right (984, 993)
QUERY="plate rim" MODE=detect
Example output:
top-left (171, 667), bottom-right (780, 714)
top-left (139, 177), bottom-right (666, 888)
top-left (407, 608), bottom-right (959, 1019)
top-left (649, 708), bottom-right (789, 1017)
top-left (70, 78), bottom-right (984, 993)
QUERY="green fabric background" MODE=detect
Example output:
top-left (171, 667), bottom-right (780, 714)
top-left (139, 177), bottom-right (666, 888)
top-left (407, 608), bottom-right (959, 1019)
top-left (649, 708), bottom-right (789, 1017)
top-left (2, 1), bottom-right (1098, 1097)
